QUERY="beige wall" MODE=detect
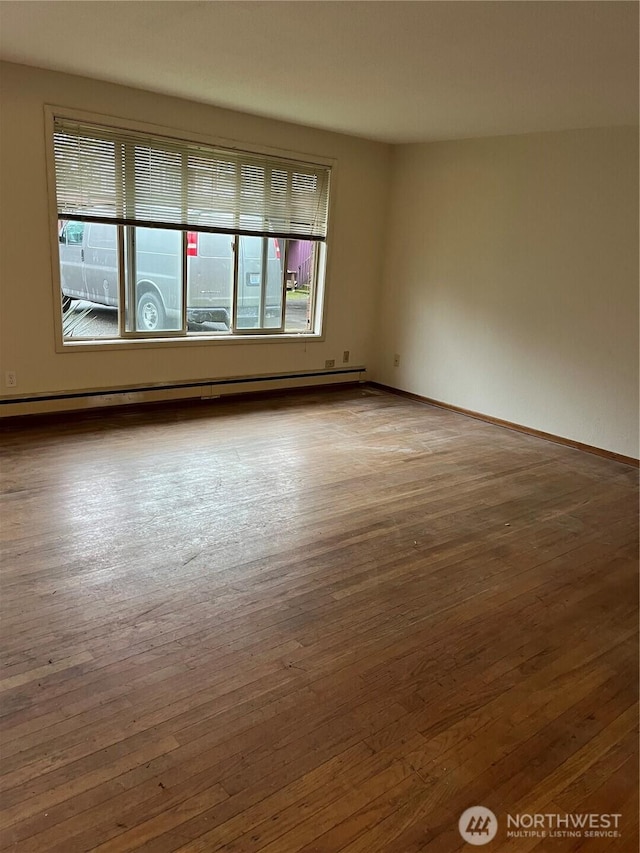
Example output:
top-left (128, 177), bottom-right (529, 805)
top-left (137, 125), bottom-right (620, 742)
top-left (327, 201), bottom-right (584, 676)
top-left (0, 62), bottom-right (391, 397)
top-left (374, 128), bottom-right (639, 459)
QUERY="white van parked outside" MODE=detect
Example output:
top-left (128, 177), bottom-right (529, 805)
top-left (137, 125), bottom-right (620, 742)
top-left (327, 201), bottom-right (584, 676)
top-left (59, 220), bottom-right (284, 333)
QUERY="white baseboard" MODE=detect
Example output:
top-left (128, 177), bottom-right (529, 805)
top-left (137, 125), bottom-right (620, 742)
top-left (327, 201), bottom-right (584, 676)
top-left (0, 368), bottom-right (367, 417)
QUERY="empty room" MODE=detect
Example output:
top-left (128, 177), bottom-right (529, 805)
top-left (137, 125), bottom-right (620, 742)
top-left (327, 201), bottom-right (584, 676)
top-left (0, 1), bottom-right (638, 851)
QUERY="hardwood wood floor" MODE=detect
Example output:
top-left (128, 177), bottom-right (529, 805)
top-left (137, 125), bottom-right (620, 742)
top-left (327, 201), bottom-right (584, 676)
top-left (0, 386), bottom-right (637, 852)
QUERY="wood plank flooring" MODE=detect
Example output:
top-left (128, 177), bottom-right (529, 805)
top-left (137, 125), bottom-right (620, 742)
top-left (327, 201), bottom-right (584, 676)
top-left (0, 386), bottom-right (637, 852)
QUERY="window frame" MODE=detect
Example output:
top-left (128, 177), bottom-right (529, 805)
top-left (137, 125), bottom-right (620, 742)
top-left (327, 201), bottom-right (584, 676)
top-left (45, 106), bottom-right (335, 350)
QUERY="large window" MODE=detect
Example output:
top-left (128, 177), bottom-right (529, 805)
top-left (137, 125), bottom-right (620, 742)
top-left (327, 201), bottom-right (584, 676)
top-left (51, 115), bottom-right (330, 342)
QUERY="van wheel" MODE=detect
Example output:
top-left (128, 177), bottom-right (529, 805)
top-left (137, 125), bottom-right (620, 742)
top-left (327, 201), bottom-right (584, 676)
top-left (137, 292), bottom-right (165, 331)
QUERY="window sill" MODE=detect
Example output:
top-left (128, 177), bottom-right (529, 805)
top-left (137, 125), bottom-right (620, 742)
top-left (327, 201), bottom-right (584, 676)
top-left (58, 330), bottom-right (324, 352)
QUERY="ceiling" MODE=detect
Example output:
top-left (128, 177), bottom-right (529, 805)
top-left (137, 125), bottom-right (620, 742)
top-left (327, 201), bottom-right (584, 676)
top-left (0, 1), bottom-right (637, 144)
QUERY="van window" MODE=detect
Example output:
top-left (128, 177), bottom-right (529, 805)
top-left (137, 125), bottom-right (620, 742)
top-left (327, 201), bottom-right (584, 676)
top-left (63, 221), bottom-right (85, 245)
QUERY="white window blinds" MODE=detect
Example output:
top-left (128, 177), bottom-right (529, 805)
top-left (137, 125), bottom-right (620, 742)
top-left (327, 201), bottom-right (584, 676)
top-left (53, 117), bottom-right (331, 239)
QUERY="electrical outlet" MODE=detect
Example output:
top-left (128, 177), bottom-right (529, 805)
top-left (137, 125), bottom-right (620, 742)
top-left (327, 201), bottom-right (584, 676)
top-left (393, 354), bottom-right (400, 367)
top-left (342, 350), bottom-right (350, 363)
top-left (5, 371), bottom-right (16, 388)
top-left (325, 359), bottom-right (335, 369)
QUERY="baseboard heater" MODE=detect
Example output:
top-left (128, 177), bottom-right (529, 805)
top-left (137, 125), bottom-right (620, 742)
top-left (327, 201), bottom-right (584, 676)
top-left (0, 367), bottom-right (367, 418)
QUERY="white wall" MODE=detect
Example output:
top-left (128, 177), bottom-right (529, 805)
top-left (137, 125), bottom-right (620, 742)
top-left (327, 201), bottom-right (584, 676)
top-left (0, 62), bottom-right (391, 398)
top-left (374, 127), bottom-right (639, 459)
